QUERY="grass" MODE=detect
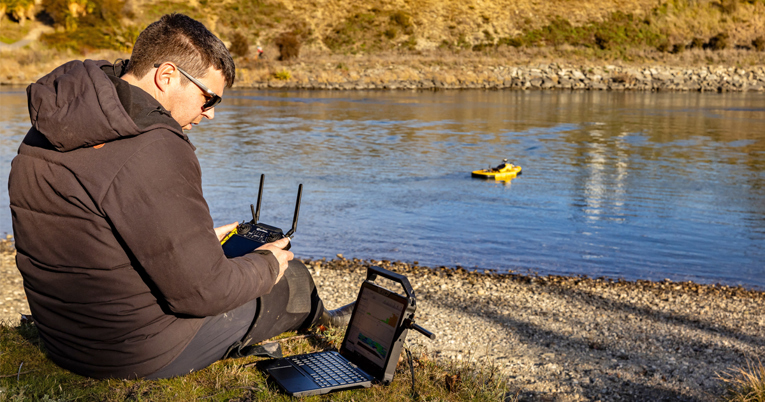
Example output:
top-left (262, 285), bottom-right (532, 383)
top-left (41, 25), bottom-right (140, 52)
top-left (1, 0), bottom-right (764, 86)
top-left (272, 69), bottom-right (291, 80)
top-left (324, 11), bottom-right (396, 53)
top-left (0, 321), bottom-right (510, 401)
top-left (0, 21), bottom-right (31, 45)
top-left (215, 0), bottom-right (286, 31)
top-left (469, 8), bottom-right (718, 59)
top-left (720, 359), bottom-right (765, 402)
top-left (38, 0), bottom-right (140, 52)
top-left (2, 0), bottom-right (765, 66)
top-left (143, 0), bottom-right (205, 21)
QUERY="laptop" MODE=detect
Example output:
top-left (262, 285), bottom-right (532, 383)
top-left (257, 278), bottom-right (415, 397)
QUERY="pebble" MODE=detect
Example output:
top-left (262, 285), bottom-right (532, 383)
top-left (308, 258), bottom-right (765, 401)
top-left (0, 239), bottom-right (26, 325)
top-left (3, 242), bottom-right (764, 401)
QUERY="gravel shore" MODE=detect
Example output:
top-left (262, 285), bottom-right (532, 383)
top-left (2, 244), bottom-right (763, 401)
top-left (0, 239), bottom-right (25, 325)
top-left (310, 257), bottom-right (764, 401)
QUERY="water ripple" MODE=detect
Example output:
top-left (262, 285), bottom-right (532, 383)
top-left (1, 89), bottom-right (764, 289)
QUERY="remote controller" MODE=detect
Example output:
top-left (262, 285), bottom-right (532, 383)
top-left (221, 174), bottom-right (302, 258)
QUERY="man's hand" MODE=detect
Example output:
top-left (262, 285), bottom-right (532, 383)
top-left (257, 237), bottom-right (293, 284)
top-left (214, 222), bottom-right (239, 242)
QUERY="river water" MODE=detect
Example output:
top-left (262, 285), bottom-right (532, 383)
top-left (1, 88), bottom-right (764, 289)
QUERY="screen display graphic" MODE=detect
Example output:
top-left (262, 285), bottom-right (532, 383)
top-left (344, 285), bottom-right (406, 368)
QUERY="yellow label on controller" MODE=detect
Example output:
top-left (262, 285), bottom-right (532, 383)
top-left (220, 227), bottom-right (238, 245)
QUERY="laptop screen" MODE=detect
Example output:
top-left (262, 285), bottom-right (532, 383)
top-left (340, 281), bottom-right (409, 377)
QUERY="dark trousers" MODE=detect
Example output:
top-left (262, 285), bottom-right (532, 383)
top-left (146, 260), bottom-right (324, 379)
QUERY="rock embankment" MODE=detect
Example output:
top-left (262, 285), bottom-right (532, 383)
top-left (2, 50), bottom-right (764, 93)
top-left (242, 63), bottom-right (765, 93)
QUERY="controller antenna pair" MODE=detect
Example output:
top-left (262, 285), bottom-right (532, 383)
top-left (250, 174), bottom-right (302, 238)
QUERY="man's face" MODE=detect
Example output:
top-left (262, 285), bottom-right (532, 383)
top-left (167, 66), bottom-right (226, 130)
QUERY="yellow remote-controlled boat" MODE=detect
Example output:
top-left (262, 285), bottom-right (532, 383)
top-left (472, 159), bottom-right (522, 180)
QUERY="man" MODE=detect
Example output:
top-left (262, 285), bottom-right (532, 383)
top-left (9, 13), bottom-right (350, 379)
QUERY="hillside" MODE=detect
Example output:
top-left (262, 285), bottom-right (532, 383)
top-left (1, 0), bottom-right (765, 86)
top-left (122, 0), bottom-right (765, 53)
top-left (250, 0), bottom-right (764, 53)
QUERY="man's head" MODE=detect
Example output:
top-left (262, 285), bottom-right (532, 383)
top-left (123, 14), bottom-right (235, 130)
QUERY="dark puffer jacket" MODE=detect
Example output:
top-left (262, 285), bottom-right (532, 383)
top-left (9, 59), bottom-right (279, 379)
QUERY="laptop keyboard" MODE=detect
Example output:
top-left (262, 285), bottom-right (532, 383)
top-left (289, 352), bottom-right (368, 387)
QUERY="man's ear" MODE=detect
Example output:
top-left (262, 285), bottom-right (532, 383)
top-left (154, 62), bottom-right (176, 93)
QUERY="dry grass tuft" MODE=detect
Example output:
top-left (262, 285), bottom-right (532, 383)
top-left (719, 359), bottom-right (765, 402)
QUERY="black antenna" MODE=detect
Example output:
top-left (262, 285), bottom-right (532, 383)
top-left (251, 174), bottom-right (264, 223)
top-left (285, 184), bottom-right (302, 238)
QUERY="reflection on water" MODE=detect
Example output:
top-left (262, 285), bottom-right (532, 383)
top-left (1, 89), bottom-right (764, 288)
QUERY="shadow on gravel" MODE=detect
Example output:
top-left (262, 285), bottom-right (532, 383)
top-left (514, 381), bottom-right (702, 402)
top-left (419, 286), bottom-right (732, 401)
top-left (575, 379), bottom-right (702, 402)
top-left (539, 281), bottom-right (765, 350)
top-left (494, 313), bottom-right (704, 401)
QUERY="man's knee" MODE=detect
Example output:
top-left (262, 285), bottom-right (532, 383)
top-left (286, 259), bottom-right (311, 277)
top-left (241, 259), bottom-right (324, 344)
top-left (283, 260), bottom-right (316, 314)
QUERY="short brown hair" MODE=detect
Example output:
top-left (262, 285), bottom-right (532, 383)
top-left (125, 14), bottom-right (235, 87)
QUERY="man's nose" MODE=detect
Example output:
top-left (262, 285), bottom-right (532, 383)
top-left (202, 107), bottom-right (215, 120)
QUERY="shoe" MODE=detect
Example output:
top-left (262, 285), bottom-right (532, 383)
top-left (317, 302), bottom-right (355, 328)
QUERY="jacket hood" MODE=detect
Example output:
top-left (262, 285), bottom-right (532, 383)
top-left (26, 59), bottom-right (184, 152)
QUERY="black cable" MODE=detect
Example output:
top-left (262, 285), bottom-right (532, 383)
top-left (406, 347), bottom-right (419, 400)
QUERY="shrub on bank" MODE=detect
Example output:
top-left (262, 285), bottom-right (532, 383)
top-left (275, 31), bottom-right (300, 61)
top-left (272, 69), bottom-right (290, 80)
top-left (753, 36), bottom-right (765, 51)
top-left (708, 33), bottom-right (730, 51)
top-left (229, 31), bottom-right (250, 58)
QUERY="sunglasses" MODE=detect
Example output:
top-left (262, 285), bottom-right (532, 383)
top-left (154, 63), bottom-right (222, 111)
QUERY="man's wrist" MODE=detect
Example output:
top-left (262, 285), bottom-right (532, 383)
top-left (251, 249), bottom-right (280, 282)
